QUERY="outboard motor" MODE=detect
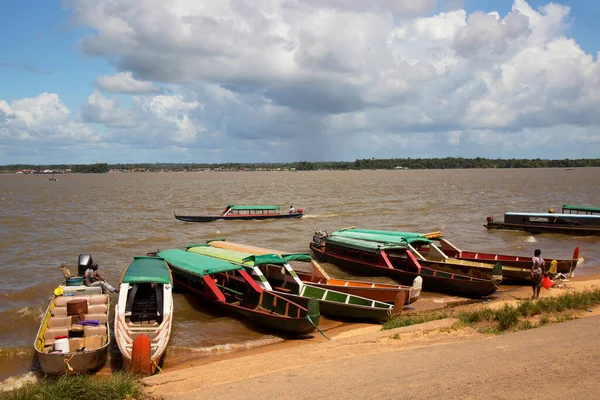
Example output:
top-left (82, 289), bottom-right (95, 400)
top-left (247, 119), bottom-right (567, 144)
top-left (78, 254), bottom-right (93, 276)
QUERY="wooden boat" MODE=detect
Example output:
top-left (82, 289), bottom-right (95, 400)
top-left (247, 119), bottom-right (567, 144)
top-left (344, 229), bottom-right (579, 283)
top-left (206, 240), bottom-right (420, 304)
top-left (310, 232), bottom-right (500, 298)
top-left (174, 205), bottom-right (303, 222)
top-left (485, 212), bottom-right (600, 235)
top-left (187, 245), bottom-right (402, 323)
top-left (155, 249), bottom-right (319, 334)
top-left (114, 256), bottom-right (173, 376)
top-left (329, 229), bottom-right (503, 283)
top-left (35, 260), bottom-right (110, 374)
top-left (433, 238), bottom-right (579, 282)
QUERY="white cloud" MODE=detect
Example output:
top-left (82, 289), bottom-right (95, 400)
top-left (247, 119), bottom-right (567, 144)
top-left (95, 72), bottom-right (162, 94)
top-left (2, 0), bottom-right (600, 163)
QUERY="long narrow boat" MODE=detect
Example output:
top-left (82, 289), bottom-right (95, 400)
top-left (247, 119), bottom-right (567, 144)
top-left (114, 256), bottom-right (173, 376)
top-left (155, 249), bottom-right (319, 334)
top-left (35, 257), bottom-right (110, 374)
top-left (187, 245), bottom-right (401, 323)
top-left (485, 212), bottom-right (600, 235)
top-left (310, 232), bottom-right (500, 298)
top-left (343, 229), bottom-right (579, 283)
top-left (174, 205), bottom-right (303, 223)
top-left (206, 239), bottom-right (421, 304)
top-left (434, 238), bottom-right (579, 282)
top-left (330, 229), bottom-right (504, 284)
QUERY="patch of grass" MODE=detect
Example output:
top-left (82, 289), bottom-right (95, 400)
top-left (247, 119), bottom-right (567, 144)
top-left (539, 315), bottom-right (550, 326)
top-left (382, 310), bottom-right (450, 330)
top-left (554, 314), bottom-right (577, 323)
top-left (456, 308), bottom-right (495, 324)
top-left (495, 304), bottom-right (520, 331)
top-left (390, 333), bottom-right (401, 340)
top-left (0, 372), bottom-right (152, 400)
top-left (516, 300), bottom-right (541, 317)
top-left (518, 320), bottom-right (533, 330)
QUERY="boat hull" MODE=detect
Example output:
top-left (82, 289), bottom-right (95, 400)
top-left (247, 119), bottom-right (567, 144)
top-left (485, 222), bottom-right (600, 236)
top-left (273, 290), bottom-right (394, 322)
top-left (310, 243), bottom-right (498, 298)
top-left (172, 274), bottom-right (317, 335)
top-left (34, 285), bottom-right (110, 375)
top-left (302, 281), bottom-right (416, 304)
top-left (174, 213), bottom-right (303, 223)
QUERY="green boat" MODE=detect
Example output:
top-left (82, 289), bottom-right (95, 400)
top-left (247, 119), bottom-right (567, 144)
top-left (186, 245), bottom-right (402, 323)
top-left (156, 249), bottom-right (319, 335)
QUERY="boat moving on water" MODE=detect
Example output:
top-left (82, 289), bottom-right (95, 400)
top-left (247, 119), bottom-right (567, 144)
top-left (155, 249), bottom-right (319, 335)
top-left (310, 230), bottom-right (500, 298)
top-left (114, 256), bottom-right (173, 376)
top-left (206, 239), bottom-right (421, 304)
top-left (34, 255), bottom-right (110, 374)
top-left (187, 244), bottom-right (404, 323)
top-left (174, 205), bottom-right (303, 223)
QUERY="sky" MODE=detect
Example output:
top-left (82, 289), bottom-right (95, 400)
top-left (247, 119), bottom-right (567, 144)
top-left (1, 0), bottom-right (599, 165)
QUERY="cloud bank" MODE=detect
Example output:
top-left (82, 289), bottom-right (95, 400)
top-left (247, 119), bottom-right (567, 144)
top-left (2, 0), bottom-right (599, 163)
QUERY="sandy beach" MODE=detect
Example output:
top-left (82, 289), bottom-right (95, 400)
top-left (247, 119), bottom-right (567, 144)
top-left (141, 273), bottom-right (600, 399)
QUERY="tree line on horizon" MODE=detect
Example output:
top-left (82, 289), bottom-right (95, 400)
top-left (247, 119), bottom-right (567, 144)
top-left (1, 158), bottom-right (599, 173)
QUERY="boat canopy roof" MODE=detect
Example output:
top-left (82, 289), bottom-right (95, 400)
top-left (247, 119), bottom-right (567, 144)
top-left (187, 244), bottom-right (312, 266)
top-left (157, 249), bottom-right (242, 276)
top-left (331, 229), bottom-right (432, 245)
top-left (505, 212), bottom-right (600, 219)
top-left (343, 228), bottom-right (442, 240)
top-left (562, 205), bottom-right (600, 213)
top-left (122, 256), bottom-right (171, 285)
top-left (325, 235), bottom-right (408, 253)
top-left (227, 205), bottom-right (280, 211)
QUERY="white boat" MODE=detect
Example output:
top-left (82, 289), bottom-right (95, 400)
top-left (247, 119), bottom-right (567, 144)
top-left (114, 256), bottom-right (173, 375)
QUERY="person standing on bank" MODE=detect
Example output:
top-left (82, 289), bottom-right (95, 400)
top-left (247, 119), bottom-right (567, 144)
top-left (531, 249), bottom-right (545, 299)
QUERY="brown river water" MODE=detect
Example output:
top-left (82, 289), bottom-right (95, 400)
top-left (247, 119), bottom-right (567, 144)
top-left (1, 168), bottom-right (599, 383)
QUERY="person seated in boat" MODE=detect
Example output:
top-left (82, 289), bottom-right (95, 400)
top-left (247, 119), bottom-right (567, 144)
top-left (84, 263), bottom-right (118, 294)
top-left (289, 205), bottom-right (296, 214)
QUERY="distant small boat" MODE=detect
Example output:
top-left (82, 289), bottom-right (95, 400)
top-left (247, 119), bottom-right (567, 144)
top-left (34, 256), bottom-right (110, 374)
top-left (114, 256), bottom-right (173, 376)
top-left (174, 205), bottom-right (304, 222)
top-left (156, 249), bottom-right (320, 335)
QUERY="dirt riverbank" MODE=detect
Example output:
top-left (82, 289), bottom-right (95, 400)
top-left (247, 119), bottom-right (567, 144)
top-left (142, 273), bottom-right (600, 399)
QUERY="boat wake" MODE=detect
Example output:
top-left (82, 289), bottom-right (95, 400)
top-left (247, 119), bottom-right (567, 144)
top-left (524, 236), bottom-right (538, 243)
top-left (302, 213), bottom-right (339, 219)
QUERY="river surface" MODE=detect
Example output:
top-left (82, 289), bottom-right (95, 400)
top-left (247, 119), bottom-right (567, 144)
top-left (1, 168), bottom-right (599, 383)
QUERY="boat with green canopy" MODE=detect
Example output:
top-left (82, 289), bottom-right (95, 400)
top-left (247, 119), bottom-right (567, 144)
top-left (174, 205), bottom-right (304, 222)
top-left (310, 229), bottom-right (501, 298)
top-left (561, 205), bottom-right (600, 215)
top-left (334, 228), bottom-right (578, 283)
top-left (155, 249), bottom-right (319, 335)
top-left (187, 244), bottom-right (402, 323)
top-left (114, 256), bottom-right (173, 376)
top-left (329, 228), bottom-right (503, 283)
top-left (207, 239), bottom-right (421, 304)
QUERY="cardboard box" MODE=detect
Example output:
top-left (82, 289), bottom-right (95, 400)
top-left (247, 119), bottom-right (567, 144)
top-left (48, 316), bottom-right (72, 328)
top-left (84, 325), bottom-right (107, 337)
top-left (69, 338), bottom-right (85, 351)
top-left (83, 335), bottom-right (103, 350)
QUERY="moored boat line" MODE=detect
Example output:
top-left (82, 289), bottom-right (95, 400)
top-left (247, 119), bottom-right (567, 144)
top-left (186, 244), bottom-right (404, 322)
top-left (206, 239), bottom-right (421, 304)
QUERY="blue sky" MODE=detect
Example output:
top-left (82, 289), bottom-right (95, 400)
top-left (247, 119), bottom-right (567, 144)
top-left (1, 0), bottom-right (599, 164)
